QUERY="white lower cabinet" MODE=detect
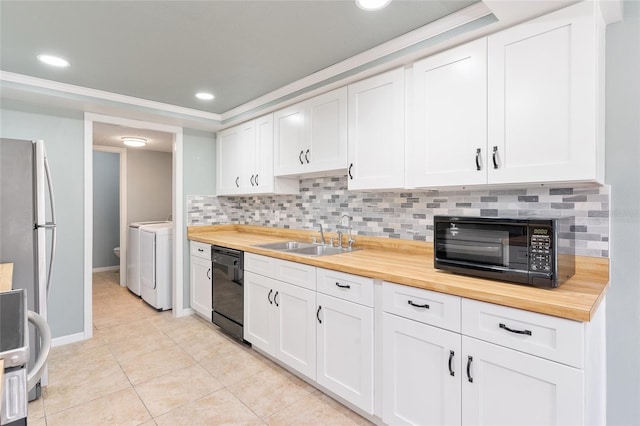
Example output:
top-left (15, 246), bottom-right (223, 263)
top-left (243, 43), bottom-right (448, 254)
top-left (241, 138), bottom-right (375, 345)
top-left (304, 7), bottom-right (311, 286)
top-left (461, 336), bottom-right (583, 426)
top-left (383, 313), bottom-right (461, 426)
top-left (244, 270), bottom-right (316, 380)
top-left (189, 241), bottom-right (212, 320)
top-left (316, 292), bottom-right (374, 414)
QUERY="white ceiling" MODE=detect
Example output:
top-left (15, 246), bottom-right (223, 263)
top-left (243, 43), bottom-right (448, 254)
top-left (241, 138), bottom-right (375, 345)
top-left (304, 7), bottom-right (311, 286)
top-left (0, 0), bottom-right (477, 115)
top-left (93, 122), bottom-right (174, 153)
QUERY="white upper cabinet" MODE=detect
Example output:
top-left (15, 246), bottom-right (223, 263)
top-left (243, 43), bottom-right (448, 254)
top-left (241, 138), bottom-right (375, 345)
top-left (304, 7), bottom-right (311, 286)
top-left (216, 114), bottom-right (297, 196)
top-left (410, 38), bottom-right (488, 188)
top-left (347, 67), bottom-right (405, 190)
top-left (274, 87), bottom-right (347, 177)
top-left (487, 2), bottom-right (603, 185)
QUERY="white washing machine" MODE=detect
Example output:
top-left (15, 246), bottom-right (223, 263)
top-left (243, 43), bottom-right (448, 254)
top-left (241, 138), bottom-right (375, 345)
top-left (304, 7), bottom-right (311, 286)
top-left (126, 221), bottom-right (170, 296)
top-left (139, 223), bottom-right (173, 310)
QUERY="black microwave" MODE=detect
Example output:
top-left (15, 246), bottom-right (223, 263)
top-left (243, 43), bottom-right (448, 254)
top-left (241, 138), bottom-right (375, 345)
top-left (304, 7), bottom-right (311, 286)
top-left (434, 216), bottom-right (575, 287)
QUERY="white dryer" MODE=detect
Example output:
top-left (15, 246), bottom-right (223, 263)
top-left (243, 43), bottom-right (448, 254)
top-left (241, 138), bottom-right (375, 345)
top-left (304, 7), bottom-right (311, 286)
top-left (139, 223), bottom-right (173, 310)
top-left (126, 221), bottom-right (170, 296)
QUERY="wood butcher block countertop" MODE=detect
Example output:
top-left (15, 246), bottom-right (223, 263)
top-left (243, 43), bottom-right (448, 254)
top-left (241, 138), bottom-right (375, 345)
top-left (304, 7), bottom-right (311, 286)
top-left (188, 225), bottom-right (609, 322)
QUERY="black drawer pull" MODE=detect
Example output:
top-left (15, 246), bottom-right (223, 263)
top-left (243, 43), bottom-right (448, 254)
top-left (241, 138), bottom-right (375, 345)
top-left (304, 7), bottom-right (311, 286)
top-left (408, 300), bottom-right (429, 309)
top-left (448, 350), bottom-right (455, 377)
top-left (316, 305), bottom-right (322, 324)
top-left (268, 289), bottom-right (273, 305)
top-left (197, 248), bottom-right (204, 252)
top-left (335, 282), bottom-right (351, 289)
top-left (467, 356), bottom-right (473, 383)
top-left (499, 323), bottom-right (532, 336)
top-left (206, 268), bottom-right (211, 280)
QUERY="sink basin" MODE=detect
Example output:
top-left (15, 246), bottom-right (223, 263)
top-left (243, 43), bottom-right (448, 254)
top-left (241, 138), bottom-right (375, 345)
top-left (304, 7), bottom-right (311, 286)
top-left (288, 245), bottom-right (359, 257)
top-left (254, 241), bottom-right (317, 251)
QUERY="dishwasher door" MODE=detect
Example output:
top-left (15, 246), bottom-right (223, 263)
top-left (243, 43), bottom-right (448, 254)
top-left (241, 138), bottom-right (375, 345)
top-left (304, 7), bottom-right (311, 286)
top-left (211, 247), bottom-right (244, 341)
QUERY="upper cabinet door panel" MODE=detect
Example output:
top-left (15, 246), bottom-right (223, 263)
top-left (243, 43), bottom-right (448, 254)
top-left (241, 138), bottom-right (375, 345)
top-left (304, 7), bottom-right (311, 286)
top-left (305, 87), bottom-right (348, 174)
top-left (412, 38), bottom-right (488, 188)
top-left (487, 3), bottom-right (599, 184)
top-left (274, 104), bottom-right (306, 176)
top-left (347, 67), bottom-right (405, 190)
top-left (254, 114), bottom-right (274, 194)
top-left (216, 126), bottom-right (245, 195)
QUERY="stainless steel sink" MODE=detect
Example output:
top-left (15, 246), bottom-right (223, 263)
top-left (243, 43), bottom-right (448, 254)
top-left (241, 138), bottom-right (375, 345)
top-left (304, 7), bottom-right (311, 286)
top-left (254, 241), bottom-right (317, 251)
top-left (288, 245), bottom-right (351, 256)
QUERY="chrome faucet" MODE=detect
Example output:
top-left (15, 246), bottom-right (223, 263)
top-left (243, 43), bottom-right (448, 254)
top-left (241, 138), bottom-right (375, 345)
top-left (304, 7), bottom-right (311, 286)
top-left (316, 223), bottom-right (326, 245)
top-left (340, 215), bottom-right (355, 249)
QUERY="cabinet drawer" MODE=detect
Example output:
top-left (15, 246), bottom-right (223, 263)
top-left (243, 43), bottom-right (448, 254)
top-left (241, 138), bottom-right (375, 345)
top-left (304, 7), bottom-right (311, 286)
top-left (274, 259), bottom-right (316, 291)
top-left (462, 299), bottom-right (584, 368)
top-left (383, 282), bottom-right (461, 333)
top-left (245, 253), bottom-right (276, 277)
top-left (190, 241), bottom-right (211, 260)
top-left (316, 268), bottom-right (374, 307)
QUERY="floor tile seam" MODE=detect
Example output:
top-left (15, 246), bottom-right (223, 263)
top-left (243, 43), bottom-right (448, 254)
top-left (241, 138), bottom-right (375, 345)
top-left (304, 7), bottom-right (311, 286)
top-left (41, 381), bottom-right (133, 418)
top-left (128, 379), bottom-right (158, 422)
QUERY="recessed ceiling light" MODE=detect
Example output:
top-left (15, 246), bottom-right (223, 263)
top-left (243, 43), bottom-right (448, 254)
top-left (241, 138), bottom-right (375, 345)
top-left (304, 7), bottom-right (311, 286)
top-left (195, 92), bottom-right (215, 101)
top-left (355, 0), bottom-right (391, 11)
top-left (37, 54), bottom-right (70, 68)
top-left (122, 137), bottom-right (147, 148)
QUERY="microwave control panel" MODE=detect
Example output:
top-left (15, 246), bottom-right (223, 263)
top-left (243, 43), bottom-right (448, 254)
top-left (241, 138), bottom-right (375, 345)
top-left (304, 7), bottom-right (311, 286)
top-left (530, 228), bottom-right (552, 273)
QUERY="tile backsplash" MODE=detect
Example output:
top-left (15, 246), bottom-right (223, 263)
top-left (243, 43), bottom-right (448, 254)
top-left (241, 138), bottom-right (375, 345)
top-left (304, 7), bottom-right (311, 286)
top-left (188, 175), bottom-right (609, 257)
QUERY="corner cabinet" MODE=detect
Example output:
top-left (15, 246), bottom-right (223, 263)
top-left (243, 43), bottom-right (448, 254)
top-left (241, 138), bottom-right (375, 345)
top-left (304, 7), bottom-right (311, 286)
top-left (216, 114), bottom-right (298, 196)
top-left (274, 87), bottom-right (347, 177)
top-left (189, 241), bottom-right (212, 320)
top-left (347, 67), bottom-right (405, 190)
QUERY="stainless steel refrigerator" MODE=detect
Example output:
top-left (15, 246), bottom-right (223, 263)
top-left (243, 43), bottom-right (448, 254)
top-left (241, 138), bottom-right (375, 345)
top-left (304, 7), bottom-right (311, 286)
top-left (0, 138), bottom-right (56, 401)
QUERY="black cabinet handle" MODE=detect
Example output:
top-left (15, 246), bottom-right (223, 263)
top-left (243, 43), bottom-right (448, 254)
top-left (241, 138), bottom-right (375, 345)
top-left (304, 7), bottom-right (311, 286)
top-left (499, 323), bottom-right (532, 336)
top-left (235, 176), bottom-right (240, 187)
top-left (316, 305), bottom-right (322, 324)
top-left (348, 163), bottom-right (353, 180)
top-left (268, 289), bottom-right (273, 305)
top-left (335, 282), bottom-right (351, 289)
top-left (492, 146), bottom-right (499, 169)
top-left (250, 175), bottom-right (255, 186)
top-left (408, 300), bottom-right (429, 309)
top-left (274, 291), bottom-right (279, 307)
top-left (299, 150), bottom-right (304, 165)
top-left (255, 174), bottom-right (259, 186)
top-left (475, 148), bottom-right (481, 171)
top-left (198, 248), bottom-right (204, 252)
top-left (448, 350), bottom-right (455, 376)
top-left (467, 356), bottom-right (473, 383)
top-left (206, 268), bottom-right (211, 280)
top-left (305, 149), bottom-right (310, 163)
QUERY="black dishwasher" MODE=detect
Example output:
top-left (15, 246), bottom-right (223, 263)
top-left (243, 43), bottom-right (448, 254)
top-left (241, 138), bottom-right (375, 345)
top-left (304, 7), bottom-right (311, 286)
top-left (211, 246), bottom-right (244, 341)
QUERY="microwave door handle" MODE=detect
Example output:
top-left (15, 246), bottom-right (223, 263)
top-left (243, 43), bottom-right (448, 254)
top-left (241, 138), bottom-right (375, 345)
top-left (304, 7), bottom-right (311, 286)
top-left (443, 243), bottom-right (502, 255)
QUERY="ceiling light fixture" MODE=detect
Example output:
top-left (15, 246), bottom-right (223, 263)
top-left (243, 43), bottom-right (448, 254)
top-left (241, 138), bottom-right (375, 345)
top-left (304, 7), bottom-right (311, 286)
top-left (355, 0), bottom-right (391, 11)
top-left (37, 54), bottom-right (70, 68)
top-left (195, 92), bottom-right (215, 101)
top-left (122, 137), bottom-right (147, 148)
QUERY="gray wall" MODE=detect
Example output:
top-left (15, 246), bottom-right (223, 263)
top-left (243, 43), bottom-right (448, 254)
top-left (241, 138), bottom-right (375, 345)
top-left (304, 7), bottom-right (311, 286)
top-left (127, 149), bottom-right (172, 223)
top-left (605, 2), bottom-right (640, 425)
top-left (182, 129), bottom-right (216, 309)
top-left (0, 104), bottom-right (85, 338)
top-left (93, 151), bottom-right (120, 268)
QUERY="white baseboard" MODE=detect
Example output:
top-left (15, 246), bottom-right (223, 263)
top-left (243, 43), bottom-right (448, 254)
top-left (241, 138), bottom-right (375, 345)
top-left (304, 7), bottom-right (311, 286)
top-left (52, 331), bottom-right (87, 347)
top-left (175, 307), bottom-right (195, 318)
top-left (92, 266), bottom-right (120, 272)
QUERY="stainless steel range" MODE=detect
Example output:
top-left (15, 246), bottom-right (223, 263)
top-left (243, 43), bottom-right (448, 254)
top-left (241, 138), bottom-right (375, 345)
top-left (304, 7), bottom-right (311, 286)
top-left (211, 246), bottom-right (244, 341)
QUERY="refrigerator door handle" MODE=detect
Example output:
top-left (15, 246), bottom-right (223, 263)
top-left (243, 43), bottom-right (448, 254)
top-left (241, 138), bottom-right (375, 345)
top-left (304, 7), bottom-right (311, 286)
top-left (43, 148), bottom-right (57, 295)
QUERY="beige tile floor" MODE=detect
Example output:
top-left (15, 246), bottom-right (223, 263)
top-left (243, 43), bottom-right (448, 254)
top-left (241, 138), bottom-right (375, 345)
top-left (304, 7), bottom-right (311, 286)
top-left (28, 270), bottom-right (372, 425)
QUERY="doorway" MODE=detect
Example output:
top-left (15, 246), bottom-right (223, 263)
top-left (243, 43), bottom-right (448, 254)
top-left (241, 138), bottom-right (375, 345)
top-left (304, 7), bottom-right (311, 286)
top-left (84, 113), bottom-right (186, 340)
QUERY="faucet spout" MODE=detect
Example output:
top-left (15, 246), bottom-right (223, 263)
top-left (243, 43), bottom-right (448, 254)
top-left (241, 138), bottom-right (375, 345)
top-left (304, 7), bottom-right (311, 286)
top-left (316, 223), bottom-right (326, 245)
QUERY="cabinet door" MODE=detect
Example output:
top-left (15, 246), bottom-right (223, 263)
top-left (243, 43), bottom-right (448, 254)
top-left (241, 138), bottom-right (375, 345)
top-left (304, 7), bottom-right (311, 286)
top-left (316, 293), bottom-right (374, 414)
top-left (190, 255), bottom-right (212, 320)
top-left (306, 87), bottom-right (347, 174)
top-left (412, 38), bottom-right (487, 188)
top-left (253, 114), bottom-right (274, 194)
top-left (274, 103), bottom-right (306, 176)
top-left (273, 281), bottom-right (316, 381)
top-left (487, 4), bottom-right (599, 184)
top-left (347, 67), bottom-right (405, 190)
top-left (462, 336), bottom-right (584, 426)
top-left (216, 126), bottom-right (245, 195)
top-left (383, 313), bottom-right (461, 426)
top-left (244, 271), bottom-right (276, 353)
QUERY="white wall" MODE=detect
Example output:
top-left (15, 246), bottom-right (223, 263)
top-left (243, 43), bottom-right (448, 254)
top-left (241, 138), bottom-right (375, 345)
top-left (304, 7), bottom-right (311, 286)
top-left (93, 150), bottom-right (120, 268)
top-left (0, 102), bottom-right (85, 338)
top-left (605, 2), bottom-right (640, 425)
top-left (127, 149), bottom-right (172, 223)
